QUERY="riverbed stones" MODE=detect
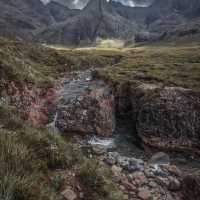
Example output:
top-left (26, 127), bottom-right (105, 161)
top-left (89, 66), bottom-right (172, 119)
top-left (56, 71), bottom-right (115, 136)
top-left (105, 152), bottom-right (144, 172)
top-left (105, 152), bottom-right (119, 165)
top-left (136, 86), bottom-right (200, 154)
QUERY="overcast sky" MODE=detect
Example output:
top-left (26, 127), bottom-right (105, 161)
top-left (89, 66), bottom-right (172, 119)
top-left (41, 0), bottom-right (153, 8)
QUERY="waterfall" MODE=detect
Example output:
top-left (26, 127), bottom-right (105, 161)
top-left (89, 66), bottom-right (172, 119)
top-left (47, 112), bottom-right (58, 129)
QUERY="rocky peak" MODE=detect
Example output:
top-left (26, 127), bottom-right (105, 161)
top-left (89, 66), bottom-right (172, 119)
top-left (47, 1), bottom-right (79, 22)
top-left (83, 0), bottom-right (112, 16)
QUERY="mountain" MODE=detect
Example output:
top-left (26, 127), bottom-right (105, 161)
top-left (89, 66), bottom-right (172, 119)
top-left (37, 0), bottom-right (140, 45)
top-left (47, 1), bottom-right (80, 22)
top-left (0, 0), bottom-right (54, 39)
top-left (111, 0), bottom-right (200, 41)
top-left (0, 0), bottom-right (199, 44)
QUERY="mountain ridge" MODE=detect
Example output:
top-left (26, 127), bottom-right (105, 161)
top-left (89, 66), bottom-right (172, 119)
top-left (0, 0), bottom-right (200, 44)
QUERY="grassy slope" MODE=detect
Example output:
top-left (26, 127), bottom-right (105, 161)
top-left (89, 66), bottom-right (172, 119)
top-left (1, 36), bottom-right (200, 200)
top-left (0, 38), bottom-right (124, 200)
top-left (95, 41), bottom-right (200, 91)
top-left (0, 105), bottom-right (81, 200)
top-left (0, 37), bottom-right (123, 90)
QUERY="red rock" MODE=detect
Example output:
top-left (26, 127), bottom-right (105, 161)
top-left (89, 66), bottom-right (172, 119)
top-left (5, 81), bottom-right (57, 125)
top-left (137, 188), bottom-right (151, 200)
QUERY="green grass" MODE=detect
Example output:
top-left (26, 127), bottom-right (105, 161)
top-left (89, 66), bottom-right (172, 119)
top-left (0, 104), bottom-right (122, 200)
top-left (0, 37), bottom-right (125, 200)
top-left (0, 104), bottom-right (82, 200)
top-left (0, 37), bottom-right (123, 90)
top-left (79, 159), bottom-right (124, 200)
top-left (95, 42), bottom-right (200, 91)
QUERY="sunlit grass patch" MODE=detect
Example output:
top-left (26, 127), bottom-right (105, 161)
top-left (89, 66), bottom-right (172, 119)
top-left (96, 38), bottom-right (125, 49)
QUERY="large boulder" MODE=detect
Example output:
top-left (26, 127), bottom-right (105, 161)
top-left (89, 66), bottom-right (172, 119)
top-left (136, 86), bottom-right (200, 153)
top-left (56, 72), bottom-right (115, 136)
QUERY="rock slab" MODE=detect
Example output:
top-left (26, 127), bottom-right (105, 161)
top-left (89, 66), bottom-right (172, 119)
top-left (56, 71), bottom-right (115, 136)
top-left (136, 86), bottom-right (200, 153)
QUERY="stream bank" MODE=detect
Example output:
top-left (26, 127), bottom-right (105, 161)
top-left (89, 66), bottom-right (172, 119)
top-left (47, 69), bottom-right (200, 199)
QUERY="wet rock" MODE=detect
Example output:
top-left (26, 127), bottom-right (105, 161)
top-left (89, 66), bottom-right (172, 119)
top-left (57, 71), bottom-right (115, 136)
top-left (164, 165), bottom-right (182, 177)
top-left (149, 152), bottom-right (170, 166)
top-left (136, 86), bottom-right (200, 154)
top-left (105, 152), bottom-right (119, 165)
top-left (146, 164), bottom-right (173, 182)
top-left (105, 152), bottom-right (144, 172)
top-left (182, 170), bottom-right (200, 200)
top-left (117, 156), bottom-right (130, 168)
top-left (117, 156), bottom-right (144, 172)
top-left (61, 188), bottom-right (77, 200)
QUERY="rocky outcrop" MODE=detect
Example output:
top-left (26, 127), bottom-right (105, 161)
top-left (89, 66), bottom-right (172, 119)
top-left (113, 82), bottom-right (200, 154)
top-left (182, 170), bottom-right (200, 200)
top-left (134, 85), bottom-right (200, 154)
top-left (56, 71), bottom-right (115, 136)
top-left (3, 81), bottom-right (57, 125)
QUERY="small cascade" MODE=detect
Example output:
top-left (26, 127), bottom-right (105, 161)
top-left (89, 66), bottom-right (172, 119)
top-left (88, 136), bottom-right (114, 147)
top-left (47, 112), bottom-right (58, 129)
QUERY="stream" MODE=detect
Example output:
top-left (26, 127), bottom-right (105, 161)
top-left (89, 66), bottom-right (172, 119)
top-left (49, 70), bottom-right (200, 174)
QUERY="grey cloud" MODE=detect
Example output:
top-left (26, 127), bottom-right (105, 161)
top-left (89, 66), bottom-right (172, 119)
top-left (41, 0), bottom-right (154, 9)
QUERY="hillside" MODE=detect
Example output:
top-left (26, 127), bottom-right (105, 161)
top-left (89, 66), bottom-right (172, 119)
top-left (0, 0), bottom-right (54, 39)
top-left (0, 0), bottom-right (200, 44)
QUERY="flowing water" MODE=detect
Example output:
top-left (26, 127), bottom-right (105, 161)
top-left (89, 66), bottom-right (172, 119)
top-left (49, 70), bottom-right (200, 173)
